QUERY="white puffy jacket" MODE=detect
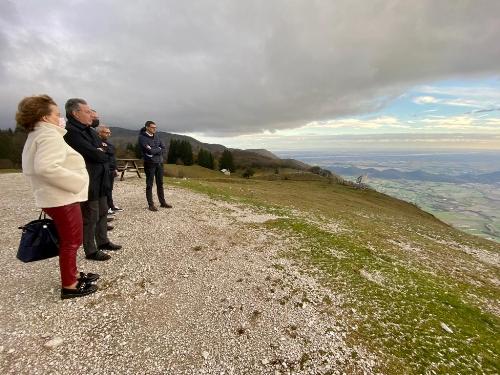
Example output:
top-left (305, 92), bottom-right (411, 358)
top-left (22, 121), bottom-right (89, 208)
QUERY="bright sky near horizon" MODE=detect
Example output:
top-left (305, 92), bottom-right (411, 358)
top-left (1, 1), bottom-right (500, 151)
top-left (188, 77), bottom-right (500, 151)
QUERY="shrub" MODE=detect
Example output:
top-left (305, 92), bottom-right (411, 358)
top-left (242, 168), bottom-right (255, 179)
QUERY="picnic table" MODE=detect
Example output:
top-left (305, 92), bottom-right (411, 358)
top-left (116, 158), bottom-right (143, 181)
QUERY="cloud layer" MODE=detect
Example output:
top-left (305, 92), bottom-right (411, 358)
top-left (1, 0), bottom-right (500, 135)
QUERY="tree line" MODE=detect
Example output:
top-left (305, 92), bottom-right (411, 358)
top-left (124, 138), bottom-right (235, 171)
top-left (0, 129), bottom-right (235, 172)
top-left (0, 128), bottom-right (26, 168)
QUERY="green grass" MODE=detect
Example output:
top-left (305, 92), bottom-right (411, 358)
top-left (268, 218), bottom-right (499, 374)
top-left (164, 168), bottom-right (500, 373)
top-left (164, 164), bottom-right (228, 179)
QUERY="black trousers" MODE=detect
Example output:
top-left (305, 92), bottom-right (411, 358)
top-left (80, 196), bottom-right (109, 255)
top-left (106, 172), bottom-right (115, 210)
top-left (144, 162), bottom-right (166, 206)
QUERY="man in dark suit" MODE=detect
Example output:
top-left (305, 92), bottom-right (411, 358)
top-left (97, 125), bottom-right (122, 213)
top-left (64, 99), bottom-right (121, 261)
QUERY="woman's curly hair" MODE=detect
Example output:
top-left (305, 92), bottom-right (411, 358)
top-left (16, 95), bottom-right (56, 132)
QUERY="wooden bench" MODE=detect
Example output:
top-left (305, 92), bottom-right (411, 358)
top-left (116, 159), bottom-right (143, 180)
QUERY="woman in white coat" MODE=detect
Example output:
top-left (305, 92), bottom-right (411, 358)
top-left (17, 95), bottom-right (99, 299)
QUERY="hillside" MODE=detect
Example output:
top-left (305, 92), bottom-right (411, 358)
top-left (109, 127), bottom-right (310, 171)
top-left (244, 149), bottom-right (281, 159)
top-left (110, 127), bottom-right (226, 154)
top-left (1, 170), bottom-right (498, 374)
top-left (166, 167), bottom-right (500, 373)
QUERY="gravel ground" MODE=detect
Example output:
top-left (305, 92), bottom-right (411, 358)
top-left (0, 173), bottom-right (378, 374)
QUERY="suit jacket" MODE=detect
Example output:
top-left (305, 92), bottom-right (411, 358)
top-left (64, 117), bottom-right (110, 200)
top-left (138, 129), bottom-right (165, 164)
top-left (101, 141), bottom-right (117, 172)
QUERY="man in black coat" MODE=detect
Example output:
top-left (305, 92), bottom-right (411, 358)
top-left (97, 125), bottom-right (122, 213)
top-left (63, 99), bottom-right (121, 261)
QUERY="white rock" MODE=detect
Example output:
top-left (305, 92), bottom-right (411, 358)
top-left (7, 348), bottom-right (15, 354)
top-left (201, 351), bottom-right (210, 360)
top-left (45, 337), bottom-right (64, 348)
top-left (440, 322), bottom-right (453, 334)
top-left (0, 345), bottom-right (4, 352)
top-left (261, 358), bottom-right (269, 365)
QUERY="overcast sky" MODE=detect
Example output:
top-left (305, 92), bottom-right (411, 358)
top-left (1, 0), bottom-right (500, 150)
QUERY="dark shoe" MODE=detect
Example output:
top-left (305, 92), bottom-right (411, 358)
top-left (107, 217), bottom-right (114, 222)
top-left (78, 272), bottom-right (100, 283)
top-left (107, 225), bottom-right (114, 231)
top-left (98, 242), bottom-right (122, 251)
top-left (86, 250), bottom-right (111, 261)
top-left (149, 205), bottom-right (158, 212)
top-left (61, 280), bottom-right (98, 299)
top-left (107, 208), bottom-right (115, 215)
top-left (160, 203), bottom-right (173, 208)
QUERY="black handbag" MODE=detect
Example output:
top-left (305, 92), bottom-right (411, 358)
top-left (17, 211), bottom-right (59, 262)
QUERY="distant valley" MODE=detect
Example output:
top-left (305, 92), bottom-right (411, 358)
top-left (277, 151), bottom-right (500, 243)
top-left (329, 165), bottom-right (500, 184)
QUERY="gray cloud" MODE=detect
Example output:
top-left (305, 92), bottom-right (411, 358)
top-left (1, 0), bottom-right (500, 135)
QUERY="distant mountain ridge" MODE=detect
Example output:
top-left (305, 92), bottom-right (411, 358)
top-left (330, 165), bottom-right (500, 184)
top-left (110, 126), bottom-right (309, 170)
top-left (244, 149), bottom-right (281, 160)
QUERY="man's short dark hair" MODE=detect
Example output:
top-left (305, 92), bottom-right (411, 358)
top-left (65, 98), bottom-right (87, 118)
top-left (145, 120), bottom-right (156, 128)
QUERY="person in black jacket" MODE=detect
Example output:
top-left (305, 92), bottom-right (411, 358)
top-left (138, 121), bottom-right (172, 211)
top-left (63, 99), bottom-right (122, 261)
top-left (97, 125), bottom-right (122, 213)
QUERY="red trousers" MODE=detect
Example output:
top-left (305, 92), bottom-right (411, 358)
top-left (43, 203), bottom-right (83, 287)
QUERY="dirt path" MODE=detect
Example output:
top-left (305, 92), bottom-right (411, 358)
top-left (0, 173), bottom-right (377, 374)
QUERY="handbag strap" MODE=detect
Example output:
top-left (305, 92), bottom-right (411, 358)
top-left (19, 210), bottom-right (49, 230)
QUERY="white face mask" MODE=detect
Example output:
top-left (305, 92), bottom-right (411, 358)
top-left (58, 117), bottom-right (66, 128)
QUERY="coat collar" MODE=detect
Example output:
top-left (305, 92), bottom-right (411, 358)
top-left (66, 116), bottom-right (91, 131)
top-left (36, 121), bottom-right (67, 136)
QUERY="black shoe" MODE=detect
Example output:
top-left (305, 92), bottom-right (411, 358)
top-left (86, 250), bottom-right (111, 261)
top-left (61, 280), bottom-right (98, 299)
top-left (98, 242), bottom-right (122, 251)
top-left (149, 205), bottom-right (158, 212)
top-left (107, 225), bottom-right (114, 231)
top-left (160, 203), bottom-right (172, 208)
top-left (78, 272), bottom-right (100, 283)
top-left (107, 217), bottom-right (114, 222)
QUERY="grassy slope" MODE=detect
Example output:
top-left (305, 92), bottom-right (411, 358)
top-left (165, 165), bottom-right (499, 374)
